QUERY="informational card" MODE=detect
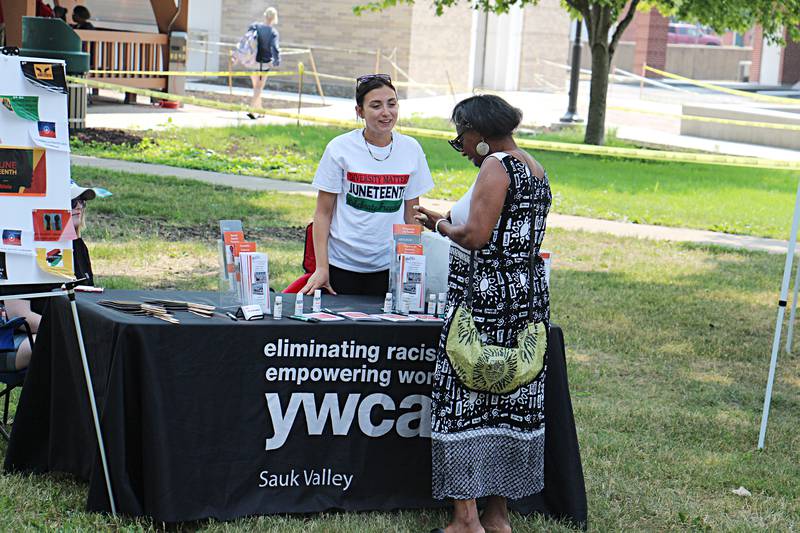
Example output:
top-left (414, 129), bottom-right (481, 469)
top-left (20, 61), bottom-right (68, 94)
top-left (339, 311), bottom-right (382, 322)
top-left (32, 209), bottom-right (75, 241)
top-left (303, 312), bottom-right (345, 322)
top-left (0, 229), bottom-right (33, 255)
top-left (35, 247), bottom-right (74, 278)
top-left (372, 313), bottom-right (417, 322)
top-left (412, 314), bottom-right (443, 322)
top-left (0, 95), bottom-right (39, 121)
top-left (396, 245), bottom-right (426, 313)
top-left (239, 251), bottom-right (270, 314)
top-left (29, 120), bottom-right (69, 152)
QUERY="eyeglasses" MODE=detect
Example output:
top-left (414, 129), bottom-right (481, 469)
top-left (448, 132), bottom-right (465, 153)
top-left (71, 198), bottom-right (86, 209)
top-left (356, 73), bottom-right (392, 87)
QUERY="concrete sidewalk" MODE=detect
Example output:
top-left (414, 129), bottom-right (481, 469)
top-left (72, 154), bottom-right (790, 255)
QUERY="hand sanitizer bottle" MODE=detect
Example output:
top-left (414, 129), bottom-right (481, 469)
top-left (437, 292), bottom-right (446, 317)
top-left (312, 289), bottom-right (322, 313)
top-left (294, 293), bottom-right (304, 315)
top-left (273, 296), bottom-right (282, 319)
top-left (427, 293), bottom-right (437, 315)
top-left (383, 292), bottom-right (393, 313)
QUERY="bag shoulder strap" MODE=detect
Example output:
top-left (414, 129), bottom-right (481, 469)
top-left (465, 154), bottom-right (538, 314)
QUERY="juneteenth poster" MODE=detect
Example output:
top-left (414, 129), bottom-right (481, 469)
top-left (0, 147), bottom-right (47, 195)
top-left (0, 95), bottom-right (39, 121)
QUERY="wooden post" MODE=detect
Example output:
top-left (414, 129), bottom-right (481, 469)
top-left (307, 49), bottom-right (326, 105)
top-left (296, 62), bottom-right (304, 127)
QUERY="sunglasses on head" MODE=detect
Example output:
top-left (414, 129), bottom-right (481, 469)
top-left (356, 73), bottom-right (392, 87)
top-left (71, 198), bottom-right (86, 209)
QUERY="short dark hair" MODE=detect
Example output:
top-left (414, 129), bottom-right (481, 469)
top-left (451, 95), bottom-right (522, 139)
top-left (73, 5), bottom-right (91, 19)
top-left (355, 77), bottom-right (397, 107)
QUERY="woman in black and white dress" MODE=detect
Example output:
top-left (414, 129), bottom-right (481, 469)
top-left (415, 95), bottom-right (551, 533)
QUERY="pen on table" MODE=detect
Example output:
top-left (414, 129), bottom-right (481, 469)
top-left (225, 312), bottom-right (238, 321)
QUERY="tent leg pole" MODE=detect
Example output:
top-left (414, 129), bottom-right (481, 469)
top-left (68, 288), bottom-right (118, 515)
top-left (758, 178), bottom-right (800, 449)
top-left (784, 260), bottom-right (800, 353)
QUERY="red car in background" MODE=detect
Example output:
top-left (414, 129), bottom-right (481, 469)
top-left (668, 23), bottom-right (721, 45)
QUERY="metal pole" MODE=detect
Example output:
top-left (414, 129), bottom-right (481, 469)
top-left (783, 261), bottom-right (800, 353)
top-left (68, 287), bottom-right (118, 514)
top-left (758, 178), bottom-right (800, 449)
top-left (560, 18), bottom-right (583, 123)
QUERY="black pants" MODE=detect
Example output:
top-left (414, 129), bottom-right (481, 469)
top-left (329, 265), bottom-right (389, 297)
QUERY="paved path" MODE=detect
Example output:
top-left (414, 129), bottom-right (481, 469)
top-left (72, 154), bottom-right (790, 255)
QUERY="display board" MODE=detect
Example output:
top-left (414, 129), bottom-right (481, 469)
top-left (0, 55), bottom-right (73, 287)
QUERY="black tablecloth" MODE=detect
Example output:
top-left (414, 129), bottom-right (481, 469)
top-left (4, 290), bottom-right (586, 528)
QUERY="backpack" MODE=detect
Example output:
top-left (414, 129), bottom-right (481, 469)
top-left (232, 25), bottom-right (258, 68)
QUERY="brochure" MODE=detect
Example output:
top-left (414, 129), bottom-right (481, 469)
top-left (339, 311), bottom-right (382, 322)
top-left (372, 313), bottom-right (417, 322)
top-left (239, 251), bottom-right (270, 314)
top-left (303, 312), bottom-right (345, 322)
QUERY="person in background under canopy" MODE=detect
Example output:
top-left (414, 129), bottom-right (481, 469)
top-left (301, 74), bottom-right (434, 296)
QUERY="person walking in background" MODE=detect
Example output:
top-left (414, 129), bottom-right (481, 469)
top-left (415, 95), bottom-right (552, 533)
top-left (248, 7), bottom-right (280, 118)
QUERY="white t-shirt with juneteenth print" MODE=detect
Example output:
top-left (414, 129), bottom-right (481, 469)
top-left (312, 129), bottom-right (434, 273)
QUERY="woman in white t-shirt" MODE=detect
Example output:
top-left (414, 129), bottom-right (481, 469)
top-left (301, 74), bottom-right (434, 296)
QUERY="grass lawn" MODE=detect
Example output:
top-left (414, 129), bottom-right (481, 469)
top-left (0, 169), bottom-right (797, 531)
top-left (72, 124), bottom-right (798, 240)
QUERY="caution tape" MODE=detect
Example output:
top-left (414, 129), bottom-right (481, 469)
top-left (644, 65), bottom-right (800, 106)
top-left (608, 106), bottom-right (800, 132)
top-left (66, 76), bottom-right (800, 172)
top-left (87, 68), bottom-right (452, 89)
top-left (88, 69), bottom-right (299, 78)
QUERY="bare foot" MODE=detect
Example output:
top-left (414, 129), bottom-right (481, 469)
top-left (444, 521), bottom-right (485, 533)
top-left (479, 517), bottom-right (511, 533)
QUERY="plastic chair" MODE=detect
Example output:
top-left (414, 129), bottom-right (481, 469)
top-left (0, 317), bottom-right (33, 440)
top-left (283, 223), bottom-right (316, 293)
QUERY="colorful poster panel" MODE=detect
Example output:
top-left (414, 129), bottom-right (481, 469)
top-left (20, 61), bottom-right (68, 94)
top-left (0, 147), bottom-right (47, 196)
top-left (32, 209), bottom-right (76, 241)
top-left (35, 248), bottom-right (74, 278)
top-left (0, 95), bottom-right (39, 121)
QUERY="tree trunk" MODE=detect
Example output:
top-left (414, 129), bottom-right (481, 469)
top-left (584, 41), bottom-right (610, 145)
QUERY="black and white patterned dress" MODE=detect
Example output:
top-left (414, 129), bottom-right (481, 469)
top-left (431, 152), bottom-right (551, 500)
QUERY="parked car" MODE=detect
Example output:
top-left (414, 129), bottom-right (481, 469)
top-left (668, 23), bottom-right (721, 45)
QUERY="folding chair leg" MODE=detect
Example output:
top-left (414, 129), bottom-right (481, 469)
top-left (0, 387), bottom-right (9, 441)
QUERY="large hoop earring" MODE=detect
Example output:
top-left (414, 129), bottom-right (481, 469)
top-left (476, 139), bottom-right (490, 156)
